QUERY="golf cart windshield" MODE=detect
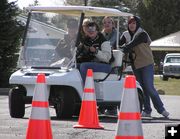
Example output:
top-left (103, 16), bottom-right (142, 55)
top-left (19, 12), bottom-right (79, 68)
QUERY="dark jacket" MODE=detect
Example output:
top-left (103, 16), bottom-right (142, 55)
top-left (77, 32), bottom-right (111, 63)
top-left (119, 28), bottom-right (154, 69)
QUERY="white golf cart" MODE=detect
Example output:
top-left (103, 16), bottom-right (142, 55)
top-left (9, 6), bottom-right (144, 119)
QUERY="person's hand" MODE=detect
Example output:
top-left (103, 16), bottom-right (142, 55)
top-left (89, 47), bottom-right (96, 53)
top-left (119, 44), bottom-right (128, 53)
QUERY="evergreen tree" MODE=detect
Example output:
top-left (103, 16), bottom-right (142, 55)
top-left (137, 0), bottom-right (180, 40)
top-left (65, 0), bottom-right (85, 5)
top-left (0, 0), bottom-right (24, 87)
top-left (65, 0), bottom-right (132, 32)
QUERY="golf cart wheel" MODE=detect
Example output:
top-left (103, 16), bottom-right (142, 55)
top-left (137, 89), bottom-right (144, 112)
top-left (9, 87), bottom-right (25, 118)
top-left (73, 105), bottom-right (81, 116)
top-left (55, 88), bottom-right (75, 119)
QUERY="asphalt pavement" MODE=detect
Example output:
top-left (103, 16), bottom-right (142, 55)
top-left (0, 92), bottom-right (180, 139)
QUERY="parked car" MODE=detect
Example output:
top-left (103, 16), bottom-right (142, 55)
top-left (162, 53), bottom-right (180, 81)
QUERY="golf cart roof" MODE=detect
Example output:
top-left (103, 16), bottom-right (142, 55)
top-left (28, 5), bottom-right (132, 17)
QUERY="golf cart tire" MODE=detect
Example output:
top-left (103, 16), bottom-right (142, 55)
top-left (9, 87), bottom-right (25, 118)
top-left (73, 104), bottom-right (81, 116)
top-left (55, 88), bottom-right (75, 119)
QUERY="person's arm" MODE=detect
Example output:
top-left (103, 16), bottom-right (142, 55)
top-left (119, 35), bottom-right (126, 46)
top-left (123, 32), bottom-right (148, 53)
top-left (112, 34), bottom-right (126, 49)
top-left (95, 41), bottom-right (111, 63)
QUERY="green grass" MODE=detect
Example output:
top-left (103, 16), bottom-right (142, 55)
top-left (154, 76), bottom-right (180, 96)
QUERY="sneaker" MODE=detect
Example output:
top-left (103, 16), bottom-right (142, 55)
top-left (161, 110), bottom-right (170, 118)
top-left (141, 111), bottom-right (151, 117)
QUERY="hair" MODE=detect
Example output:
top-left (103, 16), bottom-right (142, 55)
top-left (102, 16), bottom-right (115, 33)
top-left (82, 18), bottom-right (91, 26)
top-left (102, 16), bottom-right (115, 26)
top-left (128, 15), bottom-right (141, 33)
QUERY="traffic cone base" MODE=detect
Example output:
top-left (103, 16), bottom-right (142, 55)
top-left (73, 101), bottom-right (104, 129)
top-left (74, 124), bottom-right (104, 129)
top-left (116, 120), bottom-right (143, 136)
top-left (115, 136), bottom-right (144, 139)
top-left (26, 120), bottom-right (52, 139)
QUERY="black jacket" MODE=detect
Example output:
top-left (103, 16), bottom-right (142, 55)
top-left (77, 32), bottom-right (107, 63)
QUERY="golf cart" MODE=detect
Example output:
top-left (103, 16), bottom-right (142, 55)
top-left (9, 6), bottom-right (144, 119)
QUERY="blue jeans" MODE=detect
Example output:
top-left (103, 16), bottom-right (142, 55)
top-left (134, 64), bottom-right (165, 114)
top-left (80, 62), bottom-right (112, 83)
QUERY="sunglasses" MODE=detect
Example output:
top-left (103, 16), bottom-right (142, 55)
top-left (87, 26), bottom-right (96, 32)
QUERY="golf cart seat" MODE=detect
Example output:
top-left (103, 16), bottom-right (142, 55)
top-left (94, 50), bottom-right (124, 81)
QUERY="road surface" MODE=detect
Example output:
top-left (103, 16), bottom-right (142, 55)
top-left (0, 94), bottom-right (180, 139)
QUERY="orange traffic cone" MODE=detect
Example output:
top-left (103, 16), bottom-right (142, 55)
top-left (73, 69), bottom-right (104, 129)
top-left (115, 75), bottom-right (144, 139)
top-left (26, 73), bottom-right (53, 139)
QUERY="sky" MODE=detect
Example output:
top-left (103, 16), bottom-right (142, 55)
top-left (8, 0), bottom-right (64, 9)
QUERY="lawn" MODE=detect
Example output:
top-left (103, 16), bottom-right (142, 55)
top-left (154, 76), bottom-right (180, 96)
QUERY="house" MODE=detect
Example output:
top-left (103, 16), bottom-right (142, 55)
top-left (151, 31), bottom-right (180, 51)
top-left (150, 31), bottom-right (180, 73)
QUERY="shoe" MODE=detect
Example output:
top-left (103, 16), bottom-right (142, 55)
top-left (141, 111), bottom-right (151, 117)
top-left (104, 109), bottom-right (117, 116)
top-left (161, 110), bottom-right (170, 118)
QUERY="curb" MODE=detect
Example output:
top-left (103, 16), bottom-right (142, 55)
top-left (0, 88), bottom-right (10, 95)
